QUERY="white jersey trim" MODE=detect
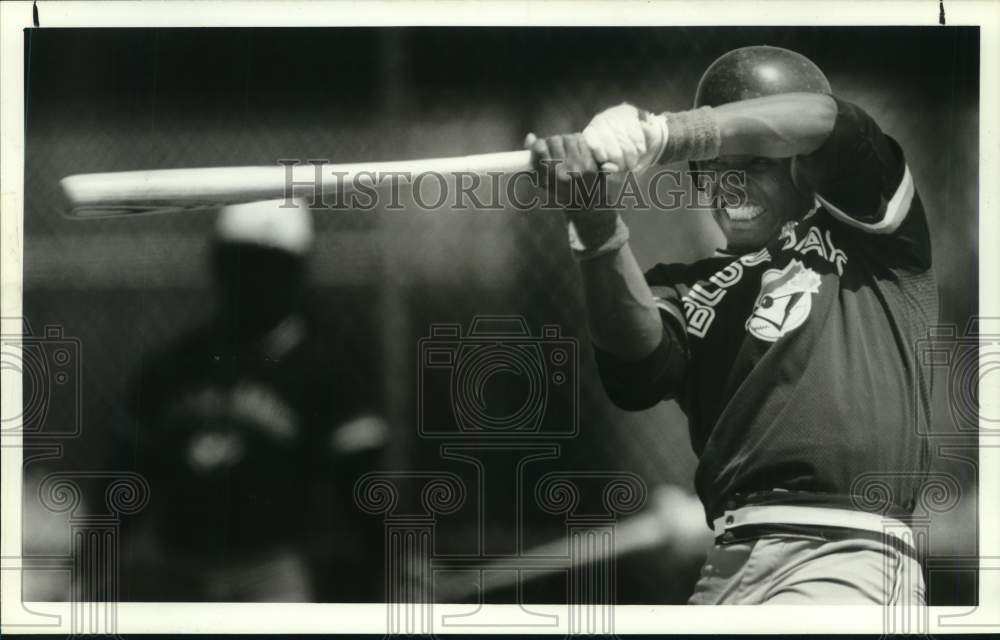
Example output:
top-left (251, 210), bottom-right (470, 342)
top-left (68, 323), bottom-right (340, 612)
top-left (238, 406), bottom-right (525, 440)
top-left (816, 164), bottom-right (915, 235)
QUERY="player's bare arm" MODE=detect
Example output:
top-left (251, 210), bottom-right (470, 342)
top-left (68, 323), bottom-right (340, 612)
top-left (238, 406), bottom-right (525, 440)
top-left (585, 93), bottom-right (837, 173)
top-left (524, 132), bottom-right (663, 363)
top-left (713, 93), bottom-right (836, 158)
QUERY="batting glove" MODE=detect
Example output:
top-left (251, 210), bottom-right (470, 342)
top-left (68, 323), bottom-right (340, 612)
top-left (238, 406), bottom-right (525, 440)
top-left (582, 103), bottom-right (669, 174)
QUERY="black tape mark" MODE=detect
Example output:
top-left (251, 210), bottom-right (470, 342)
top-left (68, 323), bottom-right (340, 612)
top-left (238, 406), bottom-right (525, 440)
top-left (939, 0), bottom-right (946, 25)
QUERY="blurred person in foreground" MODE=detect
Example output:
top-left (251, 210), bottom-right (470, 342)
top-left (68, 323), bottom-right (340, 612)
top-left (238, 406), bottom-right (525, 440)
top-left (526, 46), bottom-right (937, 604)
top-left (127, 199), bottom-right (387, 601)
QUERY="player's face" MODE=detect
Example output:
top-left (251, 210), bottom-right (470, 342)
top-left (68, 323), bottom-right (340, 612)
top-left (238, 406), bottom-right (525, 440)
top-left (699, 155), bottom-right (814, 253)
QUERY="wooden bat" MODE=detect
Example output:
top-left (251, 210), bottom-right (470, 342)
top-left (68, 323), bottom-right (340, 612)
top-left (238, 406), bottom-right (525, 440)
top-left (60, 150), bottom-right (533, 218)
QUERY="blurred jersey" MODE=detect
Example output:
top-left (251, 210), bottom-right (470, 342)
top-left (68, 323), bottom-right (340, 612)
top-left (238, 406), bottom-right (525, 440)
top-left (129, 308), bottom-right (378, 555)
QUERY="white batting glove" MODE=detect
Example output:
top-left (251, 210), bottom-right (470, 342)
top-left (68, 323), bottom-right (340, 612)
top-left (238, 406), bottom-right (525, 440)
top-left (582, 103), bottom-right (669, 174)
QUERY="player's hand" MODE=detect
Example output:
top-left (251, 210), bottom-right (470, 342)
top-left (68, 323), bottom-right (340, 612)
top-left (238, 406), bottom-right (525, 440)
top-left (582, 103), bottom-right (668, 174)
top-left (524, 132), bottom-right (604, 210)
top-left (525, 132), bottom-right (622, 257)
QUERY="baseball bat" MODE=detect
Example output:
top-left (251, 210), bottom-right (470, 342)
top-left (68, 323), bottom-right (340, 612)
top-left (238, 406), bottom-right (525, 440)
top-left (59, 150), bottom-right (533, 218)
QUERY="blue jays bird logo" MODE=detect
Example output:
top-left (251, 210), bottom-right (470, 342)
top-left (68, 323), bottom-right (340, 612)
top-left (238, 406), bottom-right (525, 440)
top-left (746, 260), bottom-right (822, 342)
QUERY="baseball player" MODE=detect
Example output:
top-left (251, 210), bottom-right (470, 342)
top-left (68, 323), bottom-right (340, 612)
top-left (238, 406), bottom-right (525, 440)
top-left (526, 46), bottom-right (937, 604)
top-left (126, 199), bottom-right (386, 601)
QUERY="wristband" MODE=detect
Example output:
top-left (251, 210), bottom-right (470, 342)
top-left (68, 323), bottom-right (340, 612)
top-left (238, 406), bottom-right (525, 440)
top-left (566, 211), bottom-right (630, 261)
top-left (660, 106), bottom-right (722, 164)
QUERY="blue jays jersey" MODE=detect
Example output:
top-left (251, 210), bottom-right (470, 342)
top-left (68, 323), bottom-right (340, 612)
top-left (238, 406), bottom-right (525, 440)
top-left (595, 98), bottom-right (938, 522)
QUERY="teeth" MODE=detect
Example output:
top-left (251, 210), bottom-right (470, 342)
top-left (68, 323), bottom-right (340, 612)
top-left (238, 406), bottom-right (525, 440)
top-left (724, 204), bottom-right (764, 221)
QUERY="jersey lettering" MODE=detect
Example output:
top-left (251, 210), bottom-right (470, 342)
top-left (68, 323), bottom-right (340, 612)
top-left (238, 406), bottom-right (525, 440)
top-left (779, 221), bottom-right (798, 251)
top-left (682, 249), bottom-right (772, 338)
top-left (785, 221), bottom-right (849, 275)
top-left (825, 229), bottom-right (848, 275)
top-left (685, 300), bottom-right (716, 338)
top-left (679, 221), bottom-right (850, 340)
top-left (794, 227), bottom-right (827, 259)
top-left (709, 262), bottom-right (744, 288)
top-left (689, 282), bottom-right (725, 305)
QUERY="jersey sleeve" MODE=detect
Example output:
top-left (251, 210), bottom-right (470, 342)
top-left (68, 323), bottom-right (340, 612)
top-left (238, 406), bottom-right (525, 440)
top-left (792, 96), bottom-right (931, 271)
top-left (591, 263), bottom-right (689, 411)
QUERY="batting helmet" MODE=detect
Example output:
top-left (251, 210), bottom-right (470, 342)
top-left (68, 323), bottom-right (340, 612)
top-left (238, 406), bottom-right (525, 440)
top-left (694, 45), bottom-right (831, 108)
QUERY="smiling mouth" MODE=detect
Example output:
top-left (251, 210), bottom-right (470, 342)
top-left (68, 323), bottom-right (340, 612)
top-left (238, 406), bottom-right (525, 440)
top-left (724, 204), bottom-right (765, 221)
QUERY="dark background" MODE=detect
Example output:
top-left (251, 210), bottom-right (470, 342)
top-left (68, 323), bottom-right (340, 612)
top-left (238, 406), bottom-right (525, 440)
top-left (18, 27), bottom-right (979, 604)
